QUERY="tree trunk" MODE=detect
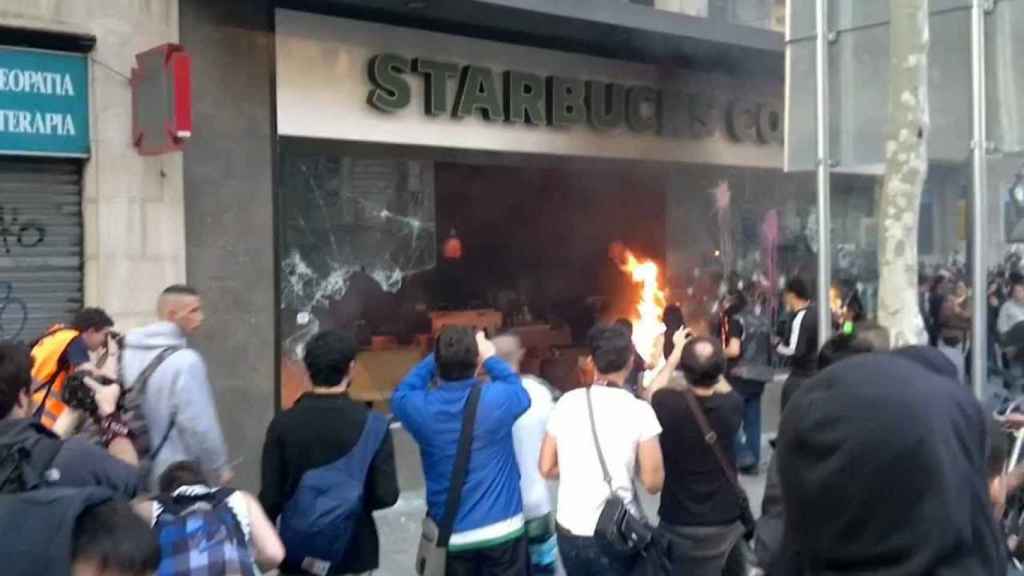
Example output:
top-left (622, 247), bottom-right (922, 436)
top-left (877, 0), bottom-right (930, 348)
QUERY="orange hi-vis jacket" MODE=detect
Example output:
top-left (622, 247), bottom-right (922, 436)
top-left (30, 325), bottom-right (81, 429)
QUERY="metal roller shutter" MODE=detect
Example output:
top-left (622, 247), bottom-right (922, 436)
top-left (0, 157), bottom-right (83, 344)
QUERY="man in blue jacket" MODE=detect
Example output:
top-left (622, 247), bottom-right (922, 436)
top-left (393, 327), bottom-right (531, 576)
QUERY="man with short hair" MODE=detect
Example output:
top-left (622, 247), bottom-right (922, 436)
top-left (31, 307), bottom-right (116, 429)
top-left (122, 285), bottom-right (230, 486)
top-left (260, 329), bottom-right (398, 575)
top-left (494, 333), bottom-right (558, 574)
top-left (71, 499), bottom-right (161, 576)
top-left (648, 336), bottom-right (745, 576)
top-left (539, 325), bottom-right (664, 576)
top-left (393, 327), bottom-right (532, 576)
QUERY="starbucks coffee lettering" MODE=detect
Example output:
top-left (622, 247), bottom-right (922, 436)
top-left (366, 52), bottom-right (783, 145)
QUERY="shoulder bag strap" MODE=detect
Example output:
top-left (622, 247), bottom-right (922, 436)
top-left (585, 387), bottom-right (615, 495)
top-left (133, 347), bottom-right (183, 396)
top-left (31, 377), bottom-right (58, 421)
top-left (136, 347), bottom-right (183, 459)
top-left (31, 335), bottom-right (73, 421)
top-left (438, 383), bottom-right (482, 547)
top-left (681, 388), bottom-right (743, 494)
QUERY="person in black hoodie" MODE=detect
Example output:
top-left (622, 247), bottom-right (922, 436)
top-left (773, 346), bottom-right (1005, 576)
top-left (1, 486), bottom-right (159, 576)
top-left (754, 332), bottom-right (874, 572)
top-left (0, 343), bottom-right (140, 497)
top-left (260, 330), bottom-right (399, 575)
top-left (775, 277), bottom-right (819, 413)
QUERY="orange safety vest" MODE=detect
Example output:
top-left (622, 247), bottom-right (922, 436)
top-left (29, 325), bottom-right (81, 429)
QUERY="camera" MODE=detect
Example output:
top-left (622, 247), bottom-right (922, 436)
top-left (62, 372), bottom-right (117, 416)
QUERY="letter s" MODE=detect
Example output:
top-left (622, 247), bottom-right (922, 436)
top-left (367, 54), bottom-right (411, 113)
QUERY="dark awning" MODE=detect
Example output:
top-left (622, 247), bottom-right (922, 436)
top-left (276, 0), bottom-right (784, 80)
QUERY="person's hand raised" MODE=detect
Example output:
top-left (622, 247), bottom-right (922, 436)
top-left (476, 331), bottom-right (496, 362)
top-left (84, 376), bottom-right (121, 418)
top-left (673, 327), bottom-right (694, 351)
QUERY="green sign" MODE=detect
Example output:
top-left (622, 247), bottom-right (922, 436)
top-left (0, 46), bottom-right (90, 157)
top-left (366, 52), bottom-right (783, 146)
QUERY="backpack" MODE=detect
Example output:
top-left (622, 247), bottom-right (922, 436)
top-left (0, 420), bottom-right (63, 494)
top-left (77, 346), bottom-right (182, 471)
top-left (279, 412), bottom-right (389, 576)
top-left (119, 347), bottom-right (183, 463)
top-left (730, 311), bottom-right (776, 383)
top-left (153, 488), bottom-right (256, 576)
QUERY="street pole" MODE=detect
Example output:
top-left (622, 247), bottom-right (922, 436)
top-left (815, 0), bottom-right (832, 349)
top-left (970, 0), bottom-right (988, 399)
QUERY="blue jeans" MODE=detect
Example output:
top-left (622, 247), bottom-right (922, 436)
top-left (556, 527), bottom-right (635, 576)
top-left (734, 383), bottom-right (764, 469)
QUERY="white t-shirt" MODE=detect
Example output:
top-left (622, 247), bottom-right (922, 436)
top-left (547, 385), bottom-right (662, 536)
top-left (513, 375), bottom-right (556, 520)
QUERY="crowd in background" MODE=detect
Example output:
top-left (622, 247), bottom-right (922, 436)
top-left (2, 268), bottom-right (1023, 576)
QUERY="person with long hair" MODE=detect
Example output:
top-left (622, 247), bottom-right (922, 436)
top-left (718, 287), bottom-right (772, 474)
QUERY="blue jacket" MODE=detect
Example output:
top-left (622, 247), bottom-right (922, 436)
top-left (393, 355), bottom-right (530, 545)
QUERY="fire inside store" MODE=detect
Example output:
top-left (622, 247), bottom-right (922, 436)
top-left (275, 11), bottom-right (825, 409)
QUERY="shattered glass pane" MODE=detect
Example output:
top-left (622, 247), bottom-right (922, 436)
top-left (280, 150), bottom-right (436, 356)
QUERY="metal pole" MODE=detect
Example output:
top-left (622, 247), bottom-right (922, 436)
top-left (970, 0), bottom-right (988, 399)
top-left (815, 0), bottom-right (832, 349)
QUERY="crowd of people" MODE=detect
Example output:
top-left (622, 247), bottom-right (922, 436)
top-left (1, 272), bottom-right (1022, 576)
top-left (920, 258), bottom-right (1024, 389)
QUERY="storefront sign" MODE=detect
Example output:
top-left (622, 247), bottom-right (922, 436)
top-left (367, 53), bottom-right (783, 145)
top-left (0, 46), bottom-right (89, 157)
top-left (277, 10), bottom-right (785, 168)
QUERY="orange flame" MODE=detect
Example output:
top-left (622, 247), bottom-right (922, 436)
top-left (610, 243), bottom-right (668, 365)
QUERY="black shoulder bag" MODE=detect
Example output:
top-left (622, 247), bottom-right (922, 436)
top-left (415, 383), bottom-right (482, 576)
top-left (680, 388), bottom-right (756, 538)
top-left (587, 386), bottom-right (654, 559)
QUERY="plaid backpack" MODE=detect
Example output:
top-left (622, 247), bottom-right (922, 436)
top-left (153, 488), bottom-right (256, 576)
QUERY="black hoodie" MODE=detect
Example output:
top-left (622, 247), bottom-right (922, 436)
top-left (0, 486), bottom-right (114, 576)
top-left (776, 348), bottom-right (1005, 576)
top-left (0, 418), bottom-right (140, 497)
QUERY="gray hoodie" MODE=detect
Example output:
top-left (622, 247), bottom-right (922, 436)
top-left (122, 321), bottom-right (229, 485)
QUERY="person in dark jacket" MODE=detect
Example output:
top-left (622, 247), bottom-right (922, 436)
top-left (772, 347), bottom-right (1005, 576)
top-left (1, 486), bottom-right (159, 576)
top-left (754, 333), bottom-right (874, 571)
top-left (717, 287), bottom-right (772, 473)
top-left (775, 277), bottom-right (818, 412)
top-left (652, 336), bottom-right (745, 576)
top-left (0, 344), bottom-right (140, 498)
top-left (260, 330), bottom-right (399, 575)
top-left (393, 327), bottom-right (532, 576)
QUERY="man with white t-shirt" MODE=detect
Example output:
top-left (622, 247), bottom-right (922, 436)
top-left (539, 325), bottom-right (665, 576)
top-left (494, 333), bottom-right (558, 575)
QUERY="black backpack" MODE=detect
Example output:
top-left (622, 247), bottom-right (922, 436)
top-left (0, 421), bottom-right (63, 494)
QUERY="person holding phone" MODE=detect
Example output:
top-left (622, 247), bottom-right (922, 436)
top-left (394, 327), bottom-right (533, 575)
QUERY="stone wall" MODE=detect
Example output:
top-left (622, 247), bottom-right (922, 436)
top-left (0, 0), bottom-right (187, 329)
